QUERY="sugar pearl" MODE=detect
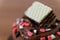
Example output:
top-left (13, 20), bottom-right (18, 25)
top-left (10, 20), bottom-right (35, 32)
top-left (19, 25), bottom-right (24, 29)
top-left (33, 29), bottom-right (37, 33)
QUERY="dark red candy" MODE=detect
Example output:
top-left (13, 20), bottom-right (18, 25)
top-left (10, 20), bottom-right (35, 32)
top-left (19, 22), bottom-right (25, 26)
top-left (24, 22), bottom-right (31, 27)
top-left (27, 31), bottom-right (33, 37)
top-left (40, 37), bottom-right (46, 40)
top-left (40, 28), bottom-right (45, 33)
top-left (48, 35), bottom-right (52, 40)
top-left (57, 32), bottom-right (60, 36)
top-left (12, 28), bottom-right (17, 34)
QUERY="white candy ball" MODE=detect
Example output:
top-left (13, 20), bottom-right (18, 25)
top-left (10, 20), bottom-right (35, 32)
top-left (19, 25), bottom-right (24, 29)
top-left (33, 29), bottom-right (37, 33)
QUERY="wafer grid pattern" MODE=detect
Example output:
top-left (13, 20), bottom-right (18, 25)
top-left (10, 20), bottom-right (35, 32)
top-left (25, 1), bottom-right (52, 23)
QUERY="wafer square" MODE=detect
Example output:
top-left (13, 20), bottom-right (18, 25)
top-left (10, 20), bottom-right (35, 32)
top-left (25, 1), bottom-right (52, 23)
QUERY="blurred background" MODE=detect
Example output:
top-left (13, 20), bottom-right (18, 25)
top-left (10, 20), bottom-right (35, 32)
top-left (0, 0), bottom-right (60, 40)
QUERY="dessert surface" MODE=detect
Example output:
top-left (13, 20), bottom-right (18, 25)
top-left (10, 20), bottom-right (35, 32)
top-left (0, 0), bottom-right (60, 40)
top-left (8, 18), bottom-right (60, 40)
top-left (10, 1), bottom-right (60, 40)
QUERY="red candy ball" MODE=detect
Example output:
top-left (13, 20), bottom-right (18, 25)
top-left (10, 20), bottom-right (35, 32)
top-left (27, 31), bottom-right (33, 37)
top-left (40, 28), bottom-right (45, 33)
top-left (40, 37), bottom-right (46, 40)
top-left (12, 28), bottom-right (17, 34)
top-left (48, 35), bottom-right (52, 40)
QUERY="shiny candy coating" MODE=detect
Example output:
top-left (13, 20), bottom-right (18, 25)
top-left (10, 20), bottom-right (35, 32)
top-left (40, 28), bottom-right (45, 33)
top-left (19, 25), bottom-right (24, 29)
top-left (12, 28), bottom-right (17, 34)
top-left (27, 31), bottom-right (33, 37)
top-left (40, 37), bottom-right (46, 40)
